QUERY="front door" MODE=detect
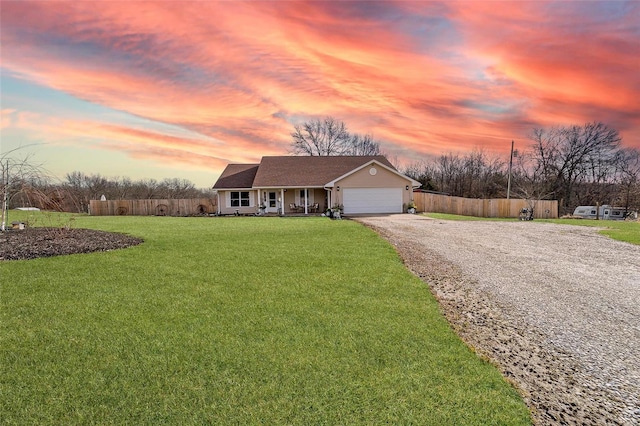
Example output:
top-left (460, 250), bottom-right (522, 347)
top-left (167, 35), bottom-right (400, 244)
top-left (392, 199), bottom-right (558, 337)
top-left (267, 191), bottom-right (277, 213)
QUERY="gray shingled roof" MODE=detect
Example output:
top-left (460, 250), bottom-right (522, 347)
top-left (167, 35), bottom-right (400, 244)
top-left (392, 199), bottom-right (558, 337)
top-left (252, 156), bottom-right (394, 187)
top-left (212, 164), bottom-right (259, 189)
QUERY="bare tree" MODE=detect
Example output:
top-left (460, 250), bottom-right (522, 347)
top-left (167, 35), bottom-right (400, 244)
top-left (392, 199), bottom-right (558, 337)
top-left (403, 160), bottom-right (439, 191)
top-left (613, 148), bottom-right (640, 213)
top-left (1, 149), bottom-right (60, 230)
top-left (290, 117), bottom-right (384, 157)
top-left (113, 176), bottom-right (133, 200)
top-left (135, 178), bottom-right (160, 199)
top-left (346, 133), bottom-right (382, 156)
top-left (63, 172), bottom-right (110, 213)
top-left (290, 117), bottom-right (351, 156)
top-left (460, 149), bottom-right (506, 198)
top-left (511, 150), bottom-right (557, 213)
top-left (386, 153), bottom-right (401, 170)
top-left (528, 122), bottom-right (622, 214)
top-left (402, 151), bottom-right (505, 198)
top-left (158, 178), bottom-right (198, 199)
top-left (436, 153), bottom-right (464, 195)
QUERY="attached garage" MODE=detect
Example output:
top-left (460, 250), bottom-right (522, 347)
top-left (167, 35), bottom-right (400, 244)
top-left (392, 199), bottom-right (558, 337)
top-left (342, 188), bottom-right (403, 214)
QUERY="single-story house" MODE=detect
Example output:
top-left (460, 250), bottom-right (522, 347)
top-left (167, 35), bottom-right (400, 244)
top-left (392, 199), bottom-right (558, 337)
top-left (212, 155), bottom-right (421, 215)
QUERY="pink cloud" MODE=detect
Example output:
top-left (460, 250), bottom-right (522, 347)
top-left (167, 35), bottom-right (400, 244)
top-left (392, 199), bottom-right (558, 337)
top-left (443, 1), bottom-right (640, 146)
top-left (1, 0), bottom-right (638, 177)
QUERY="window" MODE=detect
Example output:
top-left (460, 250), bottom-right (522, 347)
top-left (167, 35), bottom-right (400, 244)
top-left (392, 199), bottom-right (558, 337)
top-left (297, 189), bottom-right (313, 205)
top-left (590, 210), bottom-right (597, 215)
top-left (230, 191), bottom-right (250, 207)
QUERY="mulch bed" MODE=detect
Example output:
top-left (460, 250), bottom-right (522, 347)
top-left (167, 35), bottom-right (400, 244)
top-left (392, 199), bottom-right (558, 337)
top-left (0, 228), bottom-right (143, 261)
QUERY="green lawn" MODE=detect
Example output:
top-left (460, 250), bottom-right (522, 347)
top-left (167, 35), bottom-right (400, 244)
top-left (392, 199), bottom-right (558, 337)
top-left (424, 212), bottom-right (639, 246)
top-left (539, 218), bottom-right (640, 245)
top-left (1, 213), bottom-right (531, 425)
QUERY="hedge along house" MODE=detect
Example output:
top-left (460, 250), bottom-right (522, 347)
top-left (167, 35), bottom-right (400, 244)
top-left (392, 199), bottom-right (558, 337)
top-left (212, 156), bottom-right (421, 215)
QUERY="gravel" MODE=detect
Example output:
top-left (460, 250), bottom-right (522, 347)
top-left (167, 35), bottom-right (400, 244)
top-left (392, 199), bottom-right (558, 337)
top-left (355, 214), bottom-right (640, 426)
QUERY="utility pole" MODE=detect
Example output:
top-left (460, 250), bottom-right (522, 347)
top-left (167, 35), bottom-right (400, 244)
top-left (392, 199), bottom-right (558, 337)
top-left (507, 140), bottom-right (515, 200)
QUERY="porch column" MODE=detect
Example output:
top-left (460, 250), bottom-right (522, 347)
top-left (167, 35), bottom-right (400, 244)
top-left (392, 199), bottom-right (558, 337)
top-left (304, 188), bottom-right (308, 214)
top-left (280, 188), bottom-right (285, 215)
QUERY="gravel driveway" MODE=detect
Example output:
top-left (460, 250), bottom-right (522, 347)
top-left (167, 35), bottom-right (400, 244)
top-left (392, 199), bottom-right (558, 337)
top-left (355, 215), bottom-right (640, 425)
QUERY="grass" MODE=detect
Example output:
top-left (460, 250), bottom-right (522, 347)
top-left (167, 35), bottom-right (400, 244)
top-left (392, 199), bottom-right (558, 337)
top-left (538, 218), bottom-right (640, 245)
top-left (424, 212), bottom-right (639, 246)
top-left (1, 212), bottom-right (531, 425)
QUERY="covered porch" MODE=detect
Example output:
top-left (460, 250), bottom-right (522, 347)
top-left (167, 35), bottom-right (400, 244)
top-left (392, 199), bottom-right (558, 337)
top-left (256, 187), bottom-right (333, 215)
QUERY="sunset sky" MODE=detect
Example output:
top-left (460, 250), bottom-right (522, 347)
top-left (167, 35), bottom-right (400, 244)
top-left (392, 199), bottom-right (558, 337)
top-left (2, 1), bottom-right (639, 188)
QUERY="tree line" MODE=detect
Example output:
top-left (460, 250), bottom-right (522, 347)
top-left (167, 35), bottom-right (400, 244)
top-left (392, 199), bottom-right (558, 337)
top-left (2, 164), bottom-right (212, 215)
top-left (2, 118), bottom-right (639, 218)
top-left (401, 122), bottom-right (639, 215)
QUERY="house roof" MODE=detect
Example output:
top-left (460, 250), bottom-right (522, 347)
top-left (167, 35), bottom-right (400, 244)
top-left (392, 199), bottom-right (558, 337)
top-left (252, 155), bottom-right (395, 187)
top-left (212, 163), bottom-right (259, 189)
top-left (212, 155), bottom-right (418, 190)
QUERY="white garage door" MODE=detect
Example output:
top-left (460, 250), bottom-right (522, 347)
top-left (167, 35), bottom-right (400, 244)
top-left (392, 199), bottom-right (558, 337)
top-left (343, 188), bottom-right (403, 214)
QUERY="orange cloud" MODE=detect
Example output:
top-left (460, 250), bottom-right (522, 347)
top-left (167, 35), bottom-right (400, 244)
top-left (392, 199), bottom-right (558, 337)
top-left (1, 0), bottom-right (638, 179)
top-left (444, 1), bottom-right (640, 144)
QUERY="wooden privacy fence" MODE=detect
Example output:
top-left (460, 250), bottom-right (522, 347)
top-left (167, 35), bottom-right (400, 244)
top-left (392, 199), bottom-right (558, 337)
top-left (89, 198), bottom-right (217, 216)
top-left (414, 192), bottom-right (558, 219)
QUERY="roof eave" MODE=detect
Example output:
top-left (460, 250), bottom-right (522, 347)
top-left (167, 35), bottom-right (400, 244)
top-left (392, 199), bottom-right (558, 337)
top-left (253, 185), bottom-right (326, 189)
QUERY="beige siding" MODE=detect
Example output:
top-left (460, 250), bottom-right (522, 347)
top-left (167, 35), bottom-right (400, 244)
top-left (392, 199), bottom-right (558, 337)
top-left (217, 190), bottom-right (258, 215)
top-left (333, 165), bottom-right (414, 208)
